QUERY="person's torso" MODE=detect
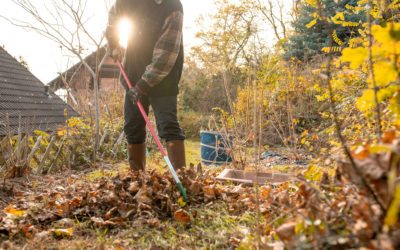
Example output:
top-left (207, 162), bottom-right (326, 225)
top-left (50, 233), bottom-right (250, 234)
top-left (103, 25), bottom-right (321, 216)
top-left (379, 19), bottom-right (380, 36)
top-left (123, 0), bottom-right (184, 96)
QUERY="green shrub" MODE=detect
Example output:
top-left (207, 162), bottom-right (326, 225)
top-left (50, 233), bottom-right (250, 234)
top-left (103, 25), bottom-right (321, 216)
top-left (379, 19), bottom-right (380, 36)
top-left (179, 110), bottom-right (209, 139)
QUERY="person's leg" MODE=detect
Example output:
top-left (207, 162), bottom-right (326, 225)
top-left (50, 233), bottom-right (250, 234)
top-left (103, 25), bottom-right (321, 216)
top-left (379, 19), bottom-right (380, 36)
top-left (150, 95), bottom-right (186, 170)
top-left (124, 94), bottom-right (149, 171)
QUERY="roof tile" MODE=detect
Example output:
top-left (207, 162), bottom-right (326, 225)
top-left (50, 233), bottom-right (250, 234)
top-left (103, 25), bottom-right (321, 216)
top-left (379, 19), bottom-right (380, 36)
top-left (0, 47), bottom-right (79, 136)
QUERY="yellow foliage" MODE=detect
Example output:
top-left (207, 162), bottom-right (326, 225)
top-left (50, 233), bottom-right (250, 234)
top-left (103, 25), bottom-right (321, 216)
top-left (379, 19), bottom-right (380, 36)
top-left (373, 62), bottom-right (398, 87)
top-left (332, 30), bottom-right (344, 46)
top-left (357, 89), bottom-right (376, 112)
top-left (385, 185), bottom-right (400, 227)
top-left (306, 0), bottom-right (317, 5)
top-left (34, 130), bottom-right (49, 137)
top-left (306, 19), bottom-right (317, 28)
top-left (372, 23), bottom-right (400, 45)
top-left (341, 47), bottom-right (367, 69)
top-left (342, 21), bottom-right (360, 27)
top-left (322, 47), bottom-right (342, 53)
top-left (58, 129), bottom-right (67, 136)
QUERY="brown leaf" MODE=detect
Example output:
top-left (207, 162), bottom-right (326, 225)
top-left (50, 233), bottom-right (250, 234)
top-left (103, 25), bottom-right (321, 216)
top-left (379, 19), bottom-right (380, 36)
top-left (90, 217), bottom-right (116, 226)
top-left (146, 218), bottom-right (160, 228)
top-left (189, 181), bottom-right (202, 196)
top-left (230, 237), bottom-right (241, 245)
top-left (202, 186), bottom-right (216, 200)
top-left (103, 191), bottom-right (118, 203)
top-left (174, 209), bottom-right (191, 224)
top-left (135, 187), bottom-right (153, 204)
top-left (138, 202), bottom-right (152, 211)
top-left (105, 207), bottom-right (118, 219)
top-left (276, 222), bottom-right (296, 241)
top-left (128, 181), bottom-right (140, 193)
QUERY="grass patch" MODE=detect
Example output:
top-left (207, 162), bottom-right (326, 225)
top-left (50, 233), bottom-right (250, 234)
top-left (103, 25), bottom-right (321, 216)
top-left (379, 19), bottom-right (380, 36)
top-left (147, 139), bottom-right (203, 172)
top-left (71, 203), bottom-right (254, 249)
top-left (87, 168), bottom-right (121, 181)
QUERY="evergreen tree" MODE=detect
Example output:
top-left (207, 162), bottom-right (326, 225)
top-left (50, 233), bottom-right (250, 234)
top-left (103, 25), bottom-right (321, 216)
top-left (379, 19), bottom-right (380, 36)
top-left (284, 0), bottom-right (364, 62)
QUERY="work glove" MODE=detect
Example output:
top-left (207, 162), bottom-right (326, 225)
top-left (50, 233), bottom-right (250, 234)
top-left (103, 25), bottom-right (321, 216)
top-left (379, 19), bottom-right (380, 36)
top-left (110, 46), bottom-right (124, 62)
top-left (128, 86), bottom-right (143, 104)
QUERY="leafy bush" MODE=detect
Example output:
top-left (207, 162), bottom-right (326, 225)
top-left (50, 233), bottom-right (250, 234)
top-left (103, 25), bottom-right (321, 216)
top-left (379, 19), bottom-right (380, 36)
top-left (178, 110), bottom-right (209, 139)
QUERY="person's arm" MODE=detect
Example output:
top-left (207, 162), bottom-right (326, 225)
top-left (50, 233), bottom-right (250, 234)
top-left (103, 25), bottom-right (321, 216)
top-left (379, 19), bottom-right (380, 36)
top-left (105, 0), bottom-right (125, 49)
top-left (135, 11), bottom-right (183, 95)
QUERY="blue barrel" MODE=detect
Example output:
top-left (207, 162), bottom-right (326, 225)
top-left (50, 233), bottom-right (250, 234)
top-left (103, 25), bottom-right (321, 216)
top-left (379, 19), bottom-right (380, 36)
top-left (200, 131), bottom-right (233, 165)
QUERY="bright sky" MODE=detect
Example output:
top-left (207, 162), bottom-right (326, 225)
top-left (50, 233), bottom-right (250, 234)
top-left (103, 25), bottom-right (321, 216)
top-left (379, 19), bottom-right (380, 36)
top-left (1, 0), bottom-right (290, 84)
top-left (0, 0), bottom-right (215, 83)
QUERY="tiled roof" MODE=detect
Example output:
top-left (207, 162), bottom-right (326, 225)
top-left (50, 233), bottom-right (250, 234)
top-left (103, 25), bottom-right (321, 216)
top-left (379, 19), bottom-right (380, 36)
top-left (0, 46), bottom-right (79, 136)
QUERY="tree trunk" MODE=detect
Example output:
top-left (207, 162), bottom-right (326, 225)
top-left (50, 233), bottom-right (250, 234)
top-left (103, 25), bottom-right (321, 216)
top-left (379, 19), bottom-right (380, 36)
top-left (93, 74), bottom-right (100, 164)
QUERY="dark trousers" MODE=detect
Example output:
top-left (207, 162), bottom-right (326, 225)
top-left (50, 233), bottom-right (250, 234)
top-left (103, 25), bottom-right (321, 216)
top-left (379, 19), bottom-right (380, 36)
top-left (124, 93), bottom-right (185, 144)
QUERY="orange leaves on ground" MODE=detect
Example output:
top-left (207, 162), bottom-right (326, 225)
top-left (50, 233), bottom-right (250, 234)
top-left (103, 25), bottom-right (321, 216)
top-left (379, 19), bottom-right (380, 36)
top-left (20, 223), bottom-right (33, 238)
top-left (174, 209), bottom-right (191, 224)
top-left (382, 130), bottom-right (396, 144)
top-left (4, 206), bottom-right (26, 216)
top-left (202, 186), bottom-right (216, 200)
top-left (352, 144), bottom-right (369, 160)
top-left (261, 186), bottom-right (272, 199)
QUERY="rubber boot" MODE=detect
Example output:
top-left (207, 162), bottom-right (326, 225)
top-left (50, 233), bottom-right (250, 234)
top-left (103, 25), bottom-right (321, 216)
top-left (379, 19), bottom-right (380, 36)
top-left (127, 144), bottom-right (146, 171)
top-left (166, 140), bottom-right (186, 170)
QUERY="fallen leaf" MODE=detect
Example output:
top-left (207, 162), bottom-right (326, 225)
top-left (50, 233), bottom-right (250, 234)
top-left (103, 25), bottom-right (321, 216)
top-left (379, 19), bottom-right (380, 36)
top-left (230, 237), bottom-right (241, 245)
top-left (189, 181), bottom-right (202, 196)
top-left (135, 187), bottom-right (153, 204)
top-left (4, 206), bottom-right (26, 216)
top-left (34, 231), bottom-right (50, 241)
top-left (128, 181), bottom-right (140, 193)
top-left (146, 218), bottom-right (160, 228)
top-left (276, 222), bottom-right (296, 241)
top-left (174, 209), bottom-right (191, 224)
top-left (105, 207), bottom-right (118, 219)
top-left (352, 145), bottom-right (369, 160)
top-left (202, 186), bottom-right (216, 200)
top-left (90, 217), bottom-right (116, 226)
top-left (50, 228), bottom-right (73, 238)
top-left (382, 130), bottom-right (396, 143)
top-left (177, 198), bottom-right (186, 208)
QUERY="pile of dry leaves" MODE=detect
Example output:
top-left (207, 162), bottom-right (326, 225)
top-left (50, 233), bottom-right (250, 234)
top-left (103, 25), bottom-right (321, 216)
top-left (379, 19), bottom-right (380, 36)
top-left (0, 131), bottom-right (399, 249)
top-left (0, 169), bottom-right (214, 236)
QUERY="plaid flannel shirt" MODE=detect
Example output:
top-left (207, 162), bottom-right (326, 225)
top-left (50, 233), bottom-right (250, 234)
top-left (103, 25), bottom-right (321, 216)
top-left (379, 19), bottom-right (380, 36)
top-left (107, 5), bottom-right (183, 95)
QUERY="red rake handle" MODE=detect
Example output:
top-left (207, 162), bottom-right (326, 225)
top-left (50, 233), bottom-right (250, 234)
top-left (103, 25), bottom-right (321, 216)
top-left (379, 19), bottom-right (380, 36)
top-left (116, 60), bottom-right (167, 157)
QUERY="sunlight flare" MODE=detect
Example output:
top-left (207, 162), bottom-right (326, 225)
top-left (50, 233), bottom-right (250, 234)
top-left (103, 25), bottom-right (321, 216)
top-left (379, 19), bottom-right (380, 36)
top-left (118, 18), bottom-right (132, 48)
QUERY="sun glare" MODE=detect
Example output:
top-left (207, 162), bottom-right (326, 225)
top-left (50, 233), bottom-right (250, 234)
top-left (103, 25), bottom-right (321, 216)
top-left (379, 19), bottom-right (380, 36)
top-left (118, 18), bottom-right (132, 48)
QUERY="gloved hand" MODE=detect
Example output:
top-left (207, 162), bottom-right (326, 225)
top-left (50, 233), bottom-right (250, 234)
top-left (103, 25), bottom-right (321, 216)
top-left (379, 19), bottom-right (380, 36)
top-left (111, 46), bottom-right (124, 62)
top-left (128, 86), bottom-right (143, 104)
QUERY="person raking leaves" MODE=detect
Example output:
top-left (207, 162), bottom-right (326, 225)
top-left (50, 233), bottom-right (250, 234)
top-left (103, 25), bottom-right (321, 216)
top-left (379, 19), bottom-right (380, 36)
top-left (106, 0), bottom-right (186, 172)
